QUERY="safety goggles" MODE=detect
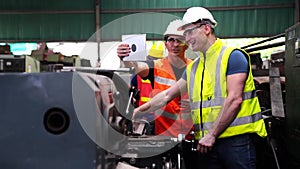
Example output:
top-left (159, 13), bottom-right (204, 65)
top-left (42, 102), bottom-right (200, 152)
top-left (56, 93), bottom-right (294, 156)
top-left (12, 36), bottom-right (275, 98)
top-left (183, 24), bottom-right (206, 37)
top-left (166, 37), bottom-right (186, 46)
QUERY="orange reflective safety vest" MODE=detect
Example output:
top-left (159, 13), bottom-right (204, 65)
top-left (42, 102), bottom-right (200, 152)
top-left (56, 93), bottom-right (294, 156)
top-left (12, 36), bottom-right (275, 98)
top-left (153, 57), bottom-right (193, 137)
top-left (135, 75), bottom-right (154, 121)
top-left (136, 75), bottom-right (152, 106)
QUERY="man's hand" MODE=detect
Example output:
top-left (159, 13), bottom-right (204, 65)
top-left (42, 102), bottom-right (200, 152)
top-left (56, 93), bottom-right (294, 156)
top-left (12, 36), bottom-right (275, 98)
top-left (132, 108), bottom-right (142, 121)
top-left (131, 99), bottom-right (152, 121)
top-left (180, 99), bottom-right (191, 114)
top-left (197, 132), bottom-right (216, 153)
top-left (117, 44), bottom-right (131, 61)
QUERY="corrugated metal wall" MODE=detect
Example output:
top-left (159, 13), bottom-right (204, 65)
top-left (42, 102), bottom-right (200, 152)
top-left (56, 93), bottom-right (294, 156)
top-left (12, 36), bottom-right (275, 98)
top-left (101, 0), bottom-right (296, 40)
top-left (0, 0), bottom-right (297, 42)
top-left (0, 0), bottom-right (95, 42)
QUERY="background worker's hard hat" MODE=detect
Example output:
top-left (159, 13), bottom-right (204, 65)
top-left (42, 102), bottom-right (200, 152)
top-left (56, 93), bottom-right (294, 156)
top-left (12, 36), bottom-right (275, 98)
top-left (178, 7), bottom-right (217, 30)
top-left (148, 41), bottom-right (164, 59)
top-left (164, 19), bottom-right (184, 37)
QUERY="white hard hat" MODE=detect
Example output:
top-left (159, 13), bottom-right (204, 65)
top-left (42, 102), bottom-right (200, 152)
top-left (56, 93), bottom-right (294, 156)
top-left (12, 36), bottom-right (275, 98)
top-left (164, 19), bottom-right (184, 37)
top-left (178, 7), bottom-right (217, 30)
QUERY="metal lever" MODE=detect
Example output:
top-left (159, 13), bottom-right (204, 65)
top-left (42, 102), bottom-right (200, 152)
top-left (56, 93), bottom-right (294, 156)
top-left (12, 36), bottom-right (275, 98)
top-left (125, 88), bottom-right (134, 115)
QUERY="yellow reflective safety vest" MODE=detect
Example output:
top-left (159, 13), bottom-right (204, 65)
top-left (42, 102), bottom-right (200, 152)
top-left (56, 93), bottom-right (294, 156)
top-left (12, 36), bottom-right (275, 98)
top-left (186, 39), bottom-right (267, 140)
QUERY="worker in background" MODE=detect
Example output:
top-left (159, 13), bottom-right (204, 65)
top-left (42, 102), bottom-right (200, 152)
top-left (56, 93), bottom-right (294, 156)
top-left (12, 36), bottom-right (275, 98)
top-left (132, 7), bottom-right (267, 169)
top-left (117, 19), bottom-right (197, 169)
top-left (118, 19), bottom-right (193, 138)
top-left (130, 42), bottom-right (165, 135)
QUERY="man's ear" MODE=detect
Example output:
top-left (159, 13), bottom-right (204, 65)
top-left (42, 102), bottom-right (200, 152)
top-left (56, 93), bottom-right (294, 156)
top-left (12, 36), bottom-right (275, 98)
top-left (204, 24), bottom-right (212, 35)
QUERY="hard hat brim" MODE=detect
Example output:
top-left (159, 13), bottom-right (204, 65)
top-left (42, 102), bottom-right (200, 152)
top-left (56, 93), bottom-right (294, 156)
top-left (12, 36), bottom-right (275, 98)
top-left (177, 23), bottom-right (193, 31)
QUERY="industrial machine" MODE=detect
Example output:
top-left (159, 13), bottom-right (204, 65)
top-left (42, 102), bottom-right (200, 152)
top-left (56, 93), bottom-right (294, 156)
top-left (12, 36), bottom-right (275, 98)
top-left (284, 22), bottom-right (300, 168)
top-left (0, 71), bottom-right (114, 169)
top-left (64, 67), bottom-right (184, 169)
top-left (0, 54), bottom-right (40, 72)
top-left (0, 67), bottom-right (182, 169)
top-left (30, 53), bottom-right (83, 72)
top-left (244, 22), bottom-right (300, 169)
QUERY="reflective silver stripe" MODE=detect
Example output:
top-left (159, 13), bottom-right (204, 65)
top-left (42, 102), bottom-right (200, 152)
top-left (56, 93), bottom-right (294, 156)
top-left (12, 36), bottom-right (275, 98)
top-left (155, 110), bottom-right (192, 120)
top-left (190, 97), bottom-right (225, 110)
top-left (155, 76), bottom-right (176, 86)
top-left (194, 112), bottom-right (263, 131)
top-left (189, 58), bottom-right (200, 101)
top-left (181, 113), bottom-right (192, 120)
top-left (191, 90), bottom-right (256, 110)
top-left (155, 109), bottom-right (178, 120)
top-left (243, 90), bottom-right (257, 100)
top-left (230, 112), bottom-right (263, 127)
top-left (215, 46), bottom-right (227, 97)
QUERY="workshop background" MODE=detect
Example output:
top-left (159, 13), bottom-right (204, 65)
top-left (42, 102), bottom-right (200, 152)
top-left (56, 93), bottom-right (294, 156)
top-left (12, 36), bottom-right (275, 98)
top-left (0, 0), bottom-right (299, 169)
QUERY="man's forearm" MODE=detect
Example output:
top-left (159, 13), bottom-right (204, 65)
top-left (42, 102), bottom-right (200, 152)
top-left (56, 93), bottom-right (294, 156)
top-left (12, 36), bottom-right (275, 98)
top-left (208, 97), bottom-right (242, 138)
top-left (208, 73), bottom-right (246, 138)
top-left (123, 61), bottom-right (149, 78)
top-left (133, 91), bottom-right (169, 119)
top-left (133, 82), bottom-right (183, 120)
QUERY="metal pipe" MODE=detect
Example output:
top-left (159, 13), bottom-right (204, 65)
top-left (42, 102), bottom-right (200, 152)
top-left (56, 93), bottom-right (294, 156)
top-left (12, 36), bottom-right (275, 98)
top-left (95, 0), bottom-right (101, 67)
top-left (241, 33), bottom-right (285, 49)
top-left (245, 41), bottom-right (285, 53)
top-left (62, 66), bottom-right (133, 74)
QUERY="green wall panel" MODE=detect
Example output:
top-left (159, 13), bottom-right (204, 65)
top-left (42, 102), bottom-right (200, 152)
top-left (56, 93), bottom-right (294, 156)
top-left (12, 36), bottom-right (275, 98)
top-left (100, 0), bottom-right (295, 40)
top-left (0, 0), bottom-right (95, 42)
top-left (100, 12), bottom-right (182, 41)
top-left (0, 0), bottom-right (94, 10)
top-left (213, 8), bottom-right (294, 37)
top-left (0, 0), bottom-right (296, 42)
top-left (0, 14), bottom-right (95, 41)
top-left (102, 0), bottom-right (294, 9)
